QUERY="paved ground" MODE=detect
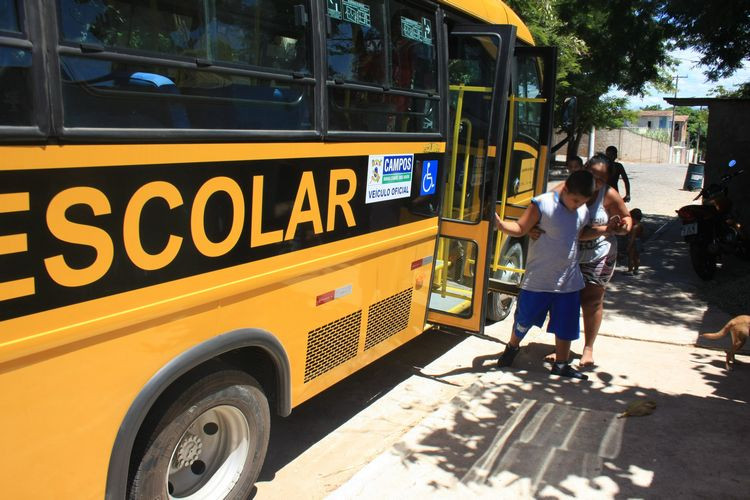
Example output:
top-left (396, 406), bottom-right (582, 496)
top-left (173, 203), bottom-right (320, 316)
top-left (253, 163), bottom-right (750, 499)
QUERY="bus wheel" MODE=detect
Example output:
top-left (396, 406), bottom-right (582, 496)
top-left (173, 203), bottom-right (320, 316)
top-left (129, 369), bottom-right (270, 500)
top-left (487, 242), bottom-right (523, 322)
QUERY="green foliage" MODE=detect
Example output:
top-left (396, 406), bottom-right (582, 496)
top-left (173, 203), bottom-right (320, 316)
top-left (710, 82), bottom-right (750, 99)
top-left (506, 0), bottom-right (748, 156)
top-left (676, 106), bottom-right (708, 154)
top-left (506, 0), bottom-right (587, 92)
top-left (582, 95), bottom-right (637, 130)
top-left (547, 0), bottom-right (673, 151)
top-left (663, 0), bottom-right (750, 81)
top-left (557, 0), bottom-right (673, 96)
top-left (630, 127), bottom-right (669, 144)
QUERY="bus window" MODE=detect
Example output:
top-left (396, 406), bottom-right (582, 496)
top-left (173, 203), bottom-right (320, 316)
top-left (59, 0), bottom-right (310, 73)
top-left (326, 0), bottom-right (438, 133)
top-left (507, 54), bottom-right (544, 196)
top-left (390, 1), bottom-right (437, 93)
top-left (60, 56), bottom-right (314, 130)
top-left (327, 0), bottom-right (387, 85)
top-left (0, 0), bottom-right (34, 127)
top-left (57, 0), bottom-right (313, 131)
top-left (516, 55), bottom-right (543, 143)
top-left (443, 34), bottom-right (498, 223)
top-left (0, 48), bottom-right (33, 126)
top-left (0, 0), bottom-right (20, 32)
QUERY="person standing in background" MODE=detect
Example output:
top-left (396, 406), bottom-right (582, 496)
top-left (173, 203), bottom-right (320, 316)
top-left (566, 155), bottom-right (584, 173)
top-left (605, 146), bottom-right (631, 203)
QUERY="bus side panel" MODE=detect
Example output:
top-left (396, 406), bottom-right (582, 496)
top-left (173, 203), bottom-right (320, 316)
top-left (0, 219), bottom-right (438, 499)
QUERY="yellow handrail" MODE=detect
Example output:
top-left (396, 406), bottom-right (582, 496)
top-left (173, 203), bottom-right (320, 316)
top-left (458, 118), bottom-right (472, 220)
top-left (436, 84), bottom-right (498, 297)
top-left (490, 96), bottom-right (527, 278)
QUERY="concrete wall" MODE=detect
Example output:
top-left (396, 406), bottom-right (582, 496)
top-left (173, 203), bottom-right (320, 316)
top-left (553, 128), bottom-right (672, 163)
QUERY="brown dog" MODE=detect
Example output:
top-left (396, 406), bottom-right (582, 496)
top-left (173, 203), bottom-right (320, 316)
top-left (700, 315), bottom-right (750, 369)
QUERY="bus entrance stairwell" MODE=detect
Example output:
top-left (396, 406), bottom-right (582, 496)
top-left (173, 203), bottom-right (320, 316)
top-left (427, 25), bottom-right (516, 334)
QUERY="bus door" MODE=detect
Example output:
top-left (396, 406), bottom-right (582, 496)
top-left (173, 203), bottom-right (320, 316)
top-left (427, 25), bottom-right (516, 333)
top-left (487, 46), bottom-right (558, 314)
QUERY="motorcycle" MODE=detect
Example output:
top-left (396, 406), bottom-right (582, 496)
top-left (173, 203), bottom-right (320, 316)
top-left (676, 160), bottom-right (749, 280)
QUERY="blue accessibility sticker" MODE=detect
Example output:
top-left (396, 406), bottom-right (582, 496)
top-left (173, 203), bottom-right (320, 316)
top-left (420, 160), bottom-right (438, 196)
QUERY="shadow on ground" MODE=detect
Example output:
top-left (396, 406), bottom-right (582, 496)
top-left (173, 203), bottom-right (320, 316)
top-left (398, 342), bottom-right (750, 498)
top-left (604, 214), bottom-right (749, 342)
top-left (256, 329), bottom-right (467, 484)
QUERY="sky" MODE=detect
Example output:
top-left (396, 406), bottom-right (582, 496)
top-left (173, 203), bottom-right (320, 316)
top-left (607, 48), bottom-right (750, 109)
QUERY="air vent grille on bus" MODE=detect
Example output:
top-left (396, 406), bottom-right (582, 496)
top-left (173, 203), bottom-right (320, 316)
top-left (304, 310), bottom-right (362, 383)
top-left (364, 288), bottom-right (413, 350)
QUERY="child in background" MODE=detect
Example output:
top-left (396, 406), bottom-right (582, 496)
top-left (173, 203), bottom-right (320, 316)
top-left (627, 208), bottom-right (644, 275)
top-left (494, 170), bottom-right (597, 379)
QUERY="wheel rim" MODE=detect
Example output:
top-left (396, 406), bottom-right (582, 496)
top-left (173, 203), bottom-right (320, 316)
top-left (166, 405), bottom-right (251, 499)
top-left (493, 248), bottom-right (522, 317)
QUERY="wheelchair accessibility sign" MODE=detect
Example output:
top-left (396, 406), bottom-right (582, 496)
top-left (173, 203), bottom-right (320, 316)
top-left (420, 160), bottom-right (438, 196)
top-left (366, 154), bottom-right (414, 204)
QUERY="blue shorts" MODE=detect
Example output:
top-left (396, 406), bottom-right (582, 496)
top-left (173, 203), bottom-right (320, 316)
top-left (513, 289), bottom-right (581, 341)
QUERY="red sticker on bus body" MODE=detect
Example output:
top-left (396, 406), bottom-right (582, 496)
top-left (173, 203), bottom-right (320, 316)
top-left (411, 255), bottom-right (434, 270)
top-left (316, 291), bottom-right (335, 306)
top-left (316, 284), bottom-right (352, 305)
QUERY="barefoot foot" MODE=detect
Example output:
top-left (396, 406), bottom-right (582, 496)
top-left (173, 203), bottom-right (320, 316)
top-left (579, 346), bottom-right (595, 367)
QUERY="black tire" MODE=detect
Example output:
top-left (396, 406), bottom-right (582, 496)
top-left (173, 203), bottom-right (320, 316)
top-left (487, 242), bottom-right (524, 322)
top-left (129, 368), bottom-right (270, 500)
top-left (689, 242), bottom-right (716, 280)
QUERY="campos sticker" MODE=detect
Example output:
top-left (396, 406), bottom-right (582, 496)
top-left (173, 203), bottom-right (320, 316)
top-left (366, 154), bottom-right (413, 204)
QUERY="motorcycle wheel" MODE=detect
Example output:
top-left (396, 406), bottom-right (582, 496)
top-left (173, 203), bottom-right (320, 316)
top-left (689, 242), bottom-right (716, 280)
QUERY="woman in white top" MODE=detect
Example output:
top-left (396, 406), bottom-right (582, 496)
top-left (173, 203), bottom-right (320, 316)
top-left (535, 154), bottom-right (632, 367)
top-left (578, 154), bottom-right (632, 366)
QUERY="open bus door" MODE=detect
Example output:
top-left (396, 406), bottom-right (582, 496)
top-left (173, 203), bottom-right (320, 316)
top-left (426, 25), bottom-right (516, 334)
top-left (487, 45), bottom-right (558, 320)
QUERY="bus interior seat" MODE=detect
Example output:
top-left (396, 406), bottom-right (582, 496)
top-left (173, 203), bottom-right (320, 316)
top-left (61, 62), bottom-right (190, 129)
top-left (184, 83), bottom-right (309, 130)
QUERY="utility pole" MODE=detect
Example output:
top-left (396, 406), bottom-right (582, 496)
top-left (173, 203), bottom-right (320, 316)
top-left (695, 106), bottom-right (702, 163)
top-left (669, 74), bottom-right (688, 163)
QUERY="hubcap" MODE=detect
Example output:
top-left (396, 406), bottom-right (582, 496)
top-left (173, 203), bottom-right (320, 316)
top-left (495, 252), bottom-right (522, 313)
top-left (167, 405), bottom-right (251, 499)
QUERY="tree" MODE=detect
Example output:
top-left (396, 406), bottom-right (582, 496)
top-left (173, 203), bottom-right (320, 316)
top-left (555, 0), bottom-right (674, 154)
top-left (710, 82), bottom-right (750, 99)
top-left (663, 1), bottom-right (750, 81)
top-left (504, 0), bottom-right (586, 93)
top-left (506, 1), bottom-right (748, 157)
top-left (676, 106), bottom-right (708, 158)
top-left (507, 0), bottom-right (674, 155)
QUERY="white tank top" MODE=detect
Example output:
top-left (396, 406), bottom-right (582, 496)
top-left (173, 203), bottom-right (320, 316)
top-left (578, 187), bottom-right (617, 263)
top-left (521, 191), bottom-right (588, 293)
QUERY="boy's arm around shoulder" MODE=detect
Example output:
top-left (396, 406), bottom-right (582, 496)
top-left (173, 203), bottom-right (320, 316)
top-left (495, 202), bottom-right (541, 237)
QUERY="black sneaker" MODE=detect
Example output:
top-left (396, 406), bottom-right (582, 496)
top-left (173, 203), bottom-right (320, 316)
top-left (497, 344), bottom-right (520, 367)
top-left (551, 362), bottom-right (588, 380)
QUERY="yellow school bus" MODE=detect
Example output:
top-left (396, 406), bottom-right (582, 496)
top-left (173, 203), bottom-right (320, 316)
top-left (0, 0), bottom-right (559, 497)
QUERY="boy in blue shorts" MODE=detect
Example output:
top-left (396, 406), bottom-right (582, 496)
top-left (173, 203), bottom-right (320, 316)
top-left (493, 170), bottom-right (596, 379)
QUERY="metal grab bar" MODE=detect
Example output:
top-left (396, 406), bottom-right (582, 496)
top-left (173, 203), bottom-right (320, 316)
top-left (458, 118), bottom-right (473, 220)
top-left (435, 84), bottom-right (494, 298)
